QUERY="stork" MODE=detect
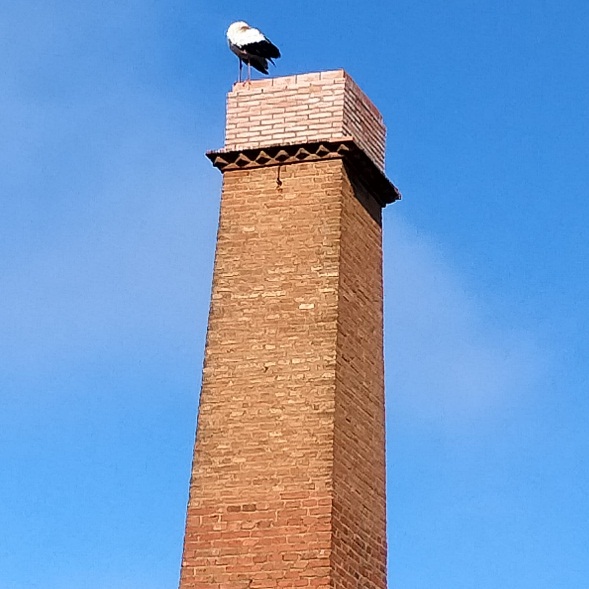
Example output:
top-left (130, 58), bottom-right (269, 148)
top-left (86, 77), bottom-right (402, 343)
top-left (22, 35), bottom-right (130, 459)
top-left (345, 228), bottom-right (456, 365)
top-left (227, 21), bottom-right (281, 83)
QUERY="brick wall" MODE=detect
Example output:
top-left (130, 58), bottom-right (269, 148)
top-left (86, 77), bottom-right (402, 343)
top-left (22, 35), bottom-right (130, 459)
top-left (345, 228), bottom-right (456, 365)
top-left (225, 70), bottom-right (386, 171)
top-left (179, 70), bottom-right (390, 589)
top-left (331, 171), bottom-right (387, 589)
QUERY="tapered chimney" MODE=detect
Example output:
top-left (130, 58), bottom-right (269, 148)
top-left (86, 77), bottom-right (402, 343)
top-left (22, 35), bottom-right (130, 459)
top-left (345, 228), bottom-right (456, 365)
top-left (179, 70), bottom-right (399, 589)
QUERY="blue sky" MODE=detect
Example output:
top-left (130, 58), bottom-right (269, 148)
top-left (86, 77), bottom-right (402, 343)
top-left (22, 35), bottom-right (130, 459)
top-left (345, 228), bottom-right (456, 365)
top-left (1, 1), bottom-right (588, 587)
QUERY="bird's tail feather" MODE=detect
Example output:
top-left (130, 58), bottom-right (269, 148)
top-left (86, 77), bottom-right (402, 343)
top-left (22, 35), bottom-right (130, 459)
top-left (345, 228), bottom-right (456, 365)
top-left (248, 56), bottom-right (269, 74)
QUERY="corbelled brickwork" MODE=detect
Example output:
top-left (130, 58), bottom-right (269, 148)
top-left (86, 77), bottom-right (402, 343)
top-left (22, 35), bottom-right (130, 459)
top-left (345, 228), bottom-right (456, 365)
top-left (225, 70), bottom-right (387, 172)
top-left (179, 70), bottom-right (397, 589)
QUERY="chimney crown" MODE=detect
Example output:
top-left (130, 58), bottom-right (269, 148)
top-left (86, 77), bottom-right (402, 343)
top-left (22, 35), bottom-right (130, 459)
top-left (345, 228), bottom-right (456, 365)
top-left (225, 70), bottom-right (387, 172)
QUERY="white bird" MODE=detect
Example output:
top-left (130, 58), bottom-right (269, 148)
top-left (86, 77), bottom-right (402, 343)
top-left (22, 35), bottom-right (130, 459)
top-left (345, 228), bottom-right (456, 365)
top-left (226, 21), bottom-right (281, 83)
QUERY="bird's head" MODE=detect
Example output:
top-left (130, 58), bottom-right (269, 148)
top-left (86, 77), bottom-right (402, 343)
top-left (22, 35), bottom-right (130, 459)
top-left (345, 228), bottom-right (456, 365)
top-left (227, 21), bottom-right (250, 37)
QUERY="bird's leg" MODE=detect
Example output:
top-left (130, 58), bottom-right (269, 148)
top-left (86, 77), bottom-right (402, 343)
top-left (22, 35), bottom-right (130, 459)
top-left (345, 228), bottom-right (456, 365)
top-left (241, 60), bottom-right (250, 87)
top-left (246, 61), bottom-right (252, 87)
top-left (238, 58), bottom-right (243, 83)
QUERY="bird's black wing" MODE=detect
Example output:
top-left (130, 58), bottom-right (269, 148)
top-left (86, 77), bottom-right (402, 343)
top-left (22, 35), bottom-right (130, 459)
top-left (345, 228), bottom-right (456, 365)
top-left (242, 39), bottom-right (281, 60)
top-left (247, 56), bottom-right (270, 74)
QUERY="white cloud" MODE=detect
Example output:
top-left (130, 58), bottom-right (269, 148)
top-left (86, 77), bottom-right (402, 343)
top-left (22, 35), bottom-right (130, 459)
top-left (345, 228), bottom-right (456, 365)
top-left (384, 216), bottom-right (546, 426)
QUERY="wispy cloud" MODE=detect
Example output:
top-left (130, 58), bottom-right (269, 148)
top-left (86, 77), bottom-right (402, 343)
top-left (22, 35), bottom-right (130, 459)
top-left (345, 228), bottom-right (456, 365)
top-left (384, 216), bottom-right (546, 426)
top-left (0, 1), bottom-right (222, 409)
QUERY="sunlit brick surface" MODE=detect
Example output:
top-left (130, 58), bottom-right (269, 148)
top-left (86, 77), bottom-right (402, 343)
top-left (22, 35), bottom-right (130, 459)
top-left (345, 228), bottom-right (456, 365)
top-left (179, 70), bottom-right (389, 589)
top-left (225, 70), bottom-right (387, 172)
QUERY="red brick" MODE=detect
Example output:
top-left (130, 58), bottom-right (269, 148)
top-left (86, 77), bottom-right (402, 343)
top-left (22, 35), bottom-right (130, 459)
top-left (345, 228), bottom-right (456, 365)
top-left (224, 70), bottom-right (386, 172)
top-left (178, 70), bottom-right (391, 589)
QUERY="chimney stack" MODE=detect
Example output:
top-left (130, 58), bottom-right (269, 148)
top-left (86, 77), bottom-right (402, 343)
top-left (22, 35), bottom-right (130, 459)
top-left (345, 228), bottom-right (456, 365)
top-left (179, 70), bottom-right (399, 589)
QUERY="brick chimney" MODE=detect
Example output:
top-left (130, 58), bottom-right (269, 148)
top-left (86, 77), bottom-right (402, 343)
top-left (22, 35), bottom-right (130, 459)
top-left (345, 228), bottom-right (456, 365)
top-left (179, 70), bottom-right (400, 589)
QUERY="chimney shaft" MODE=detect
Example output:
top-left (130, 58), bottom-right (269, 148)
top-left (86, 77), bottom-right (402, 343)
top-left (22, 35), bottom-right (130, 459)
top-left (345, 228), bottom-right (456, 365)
top-left (179, 70), bottom-right (398, 589)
